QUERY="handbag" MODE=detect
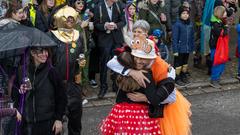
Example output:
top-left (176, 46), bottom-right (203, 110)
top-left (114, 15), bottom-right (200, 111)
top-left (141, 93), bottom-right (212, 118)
top-left (213, 30), bottom-right (229, 66)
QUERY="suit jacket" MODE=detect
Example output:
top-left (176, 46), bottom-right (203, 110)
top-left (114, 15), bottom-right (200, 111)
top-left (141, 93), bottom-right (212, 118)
top-left (93, 1), bottom-right (126, 48)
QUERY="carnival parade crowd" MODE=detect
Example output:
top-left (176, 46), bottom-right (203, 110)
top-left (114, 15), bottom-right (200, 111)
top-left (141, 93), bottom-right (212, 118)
top-left (0, 0), bottom-right (239, 134)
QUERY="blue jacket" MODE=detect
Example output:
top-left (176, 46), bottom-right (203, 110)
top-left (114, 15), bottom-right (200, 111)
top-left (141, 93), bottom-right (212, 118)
top-left (236, 24), bottom-right (240, 54)
top-left (172, 19), bottom-right (195, 53)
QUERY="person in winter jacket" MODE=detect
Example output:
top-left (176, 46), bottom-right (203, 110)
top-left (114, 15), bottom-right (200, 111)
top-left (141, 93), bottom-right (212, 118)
top-left (1, 3), bottom-right (29, 135)
top-left (69, 0), bottom-right (98, 87)
top-left (35, 0), bottom-right (55, 32)
top-left (150, 29), bottom-right (169, 62)
top-left (172, 6), bottom-right (195, 86)
top-left (138, 0), bottom-right (168, 34)
top-left (21, 0), bottom-right (39, 27)
top-left (209, 6), bottom-right (228, 88)
top-left (164, 0), bottom-right (181, 25)
top-left (13, 47), bottom-right (67, 135)
top-left (93, 0), bottom-right (126, 98)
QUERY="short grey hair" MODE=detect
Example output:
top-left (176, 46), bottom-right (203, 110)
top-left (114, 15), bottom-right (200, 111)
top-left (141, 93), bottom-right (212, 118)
top-left (132, 20), bottom-right (150, 33)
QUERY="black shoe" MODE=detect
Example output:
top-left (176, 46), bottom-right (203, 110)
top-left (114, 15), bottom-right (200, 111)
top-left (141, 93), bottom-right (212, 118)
top-left (181, 72), bottom-right (190, 84)
top-left (98, 90), bottom-right (106, 99)
top-left (193, 55), bottom-right (202, 68)
top-left (175, 79), bottom-right (186, 86)
top-left (185, 71), bottom-right (191, 77)
top-left (181, 77), bottom-right (190, 84)
top-left (175, 75), bottom-right (185, 86)
top-left (210, 80), bottom-right (221, 89)
top-left (98, 85), bottom-right (107, 99)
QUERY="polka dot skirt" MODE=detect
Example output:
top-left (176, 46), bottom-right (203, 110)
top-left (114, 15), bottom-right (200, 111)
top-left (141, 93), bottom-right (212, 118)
top-left (100, 103), bottom-right (161, 135)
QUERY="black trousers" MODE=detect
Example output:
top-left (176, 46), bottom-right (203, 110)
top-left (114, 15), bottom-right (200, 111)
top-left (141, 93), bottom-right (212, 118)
top-left (21, 120), bottom-right (55, 135)
top-left (88, 47), bottom-right (100, 80)
top-left (98, 46), bottom-right (113, 92)
top-left (67, 109), bottom-right (82, 135)
top-left (66, 82), bottom-right (82, 135)
top-left (174, 53), bottom-right (189, 68)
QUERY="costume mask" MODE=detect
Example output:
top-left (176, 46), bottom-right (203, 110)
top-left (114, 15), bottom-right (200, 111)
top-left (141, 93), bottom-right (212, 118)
top-left (53, 5), bottom-right (78, 29)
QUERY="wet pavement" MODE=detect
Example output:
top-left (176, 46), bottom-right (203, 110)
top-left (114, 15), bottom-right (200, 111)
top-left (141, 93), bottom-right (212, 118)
top-left (81, 89), bottom-right (240, 135)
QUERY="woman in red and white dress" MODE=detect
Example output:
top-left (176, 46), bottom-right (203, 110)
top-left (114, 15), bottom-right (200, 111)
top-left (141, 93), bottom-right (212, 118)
top-left (100, 36), bottom-right (175, 135)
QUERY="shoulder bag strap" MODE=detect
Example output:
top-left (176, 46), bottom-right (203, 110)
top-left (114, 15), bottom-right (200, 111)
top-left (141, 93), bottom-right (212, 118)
top-left (148, 9), bottom-right (161, 24)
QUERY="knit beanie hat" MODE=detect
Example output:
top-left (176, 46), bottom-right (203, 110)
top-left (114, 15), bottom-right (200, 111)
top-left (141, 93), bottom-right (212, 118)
top-left (178, 6), bottom-right (190, 16)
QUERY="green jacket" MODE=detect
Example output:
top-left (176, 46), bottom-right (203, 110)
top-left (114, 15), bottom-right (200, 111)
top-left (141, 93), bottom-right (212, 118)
top-left (138, 2), bottom-right (166, 34)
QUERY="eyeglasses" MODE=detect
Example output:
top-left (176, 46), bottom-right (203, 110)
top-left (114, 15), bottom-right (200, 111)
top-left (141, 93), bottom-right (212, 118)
top-left (32, 48), bottom-right (48, 54)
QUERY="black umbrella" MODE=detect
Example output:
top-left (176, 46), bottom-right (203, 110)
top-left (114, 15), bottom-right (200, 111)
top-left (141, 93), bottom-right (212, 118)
top-left (0, 21), bottom-right (57, 135)
top-left (0, 21), bottom-right (57, 58)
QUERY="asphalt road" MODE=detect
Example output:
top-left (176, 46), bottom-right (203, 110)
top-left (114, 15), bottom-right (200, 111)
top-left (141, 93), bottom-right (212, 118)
top-left (81, 89), bottom-right (240, 135)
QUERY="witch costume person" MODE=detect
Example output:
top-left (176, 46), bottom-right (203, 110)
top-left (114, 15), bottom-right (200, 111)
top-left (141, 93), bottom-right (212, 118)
top-left (48, 5), bottom-right (85, 135)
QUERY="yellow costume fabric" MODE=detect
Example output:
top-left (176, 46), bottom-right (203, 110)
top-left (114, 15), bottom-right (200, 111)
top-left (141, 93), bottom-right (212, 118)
top-left (55, 0), bottom-right (65, 6)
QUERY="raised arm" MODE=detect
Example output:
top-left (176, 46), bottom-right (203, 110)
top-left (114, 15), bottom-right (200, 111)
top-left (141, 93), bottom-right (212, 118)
top-left (107, 56), bottom-right (150, 87)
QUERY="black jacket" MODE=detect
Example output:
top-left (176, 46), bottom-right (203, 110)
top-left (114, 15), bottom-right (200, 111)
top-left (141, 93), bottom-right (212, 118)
top-left (35, 9), bottom-right (50, 32)
top-left (116, 72), bottom-right (175, 118)
top-left (209, 19), bottom-right (228, 50)
top-left (93, 1), bottom-right (126, 48)
top-left (15, 62), bottom-right (67, 123)
top-left (48, 32), bottom-right (84, 82)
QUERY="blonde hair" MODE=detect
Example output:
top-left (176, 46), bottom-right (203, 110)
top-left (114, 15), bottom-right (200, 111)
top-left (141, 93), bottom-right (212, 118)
top-left (214, 6), bottom-right (226, 19)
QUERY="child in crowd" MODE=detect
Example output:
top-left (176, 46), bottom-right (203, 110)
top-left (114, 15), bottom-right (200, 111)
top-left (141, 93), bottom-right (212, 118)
top-left (149, 29), bottom-right (169, 62)
top-left (209, 6), bottom-right (228, 88)
top-left (172, 6), bottom-right (195, 86)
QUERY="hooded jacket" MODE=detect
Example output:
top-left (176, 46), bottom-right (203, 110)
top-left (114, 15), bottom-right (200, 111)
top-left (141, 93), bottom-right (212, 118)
top-left (172, 19), bottom-right (195, 53)
top-left (209, 15), bottom-right (228, 49)
top-left (138, 1), bottom-right (167, 34)
top-left (164, 0), bottom-right (181, 24)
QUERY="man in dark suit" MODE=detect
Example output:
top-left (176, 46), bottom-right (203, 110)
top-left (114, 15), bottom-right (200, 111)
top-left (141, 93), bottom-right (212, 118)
top-left (93, 0), bottom-right (126, 98)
